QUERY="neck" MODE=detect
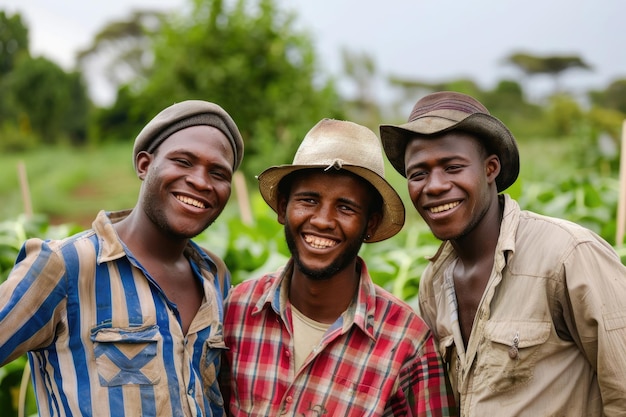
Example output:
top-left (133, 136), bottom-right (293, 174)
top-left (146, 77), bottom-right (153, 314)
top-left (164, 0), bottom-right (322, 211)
top-left (288, 259), bottom-right (360, 324)
top-left (114, 208), bottom-right (189, 264)
top-left (451, 194), bottom-right (503, 265)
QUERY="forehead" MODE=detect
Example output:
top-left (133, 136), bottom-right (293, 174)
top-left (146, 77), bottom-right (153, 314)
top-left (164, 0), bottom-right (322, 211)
top-left (405, 131), bottom-right (484, 159)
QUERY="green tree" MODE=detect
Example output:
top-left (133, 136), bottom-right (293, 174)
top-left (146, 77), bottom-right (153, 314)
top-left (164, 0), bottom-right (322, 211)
top-left (99, 0), bottom-right (343, 178)
top-left (76, 10), bottom-right (166, 98)
top-left (8, 57), bottom-right (90, 145)
top-left (505, 52), bottom-right (592, 94)
top-left (340, 49), bottom-right (380, 124)
top-left (0, 10), bottom-right (31, 148)
top-left (589, 78), bottom-right (626, 115)
top-left (0, 10), bottom-right (29, 76)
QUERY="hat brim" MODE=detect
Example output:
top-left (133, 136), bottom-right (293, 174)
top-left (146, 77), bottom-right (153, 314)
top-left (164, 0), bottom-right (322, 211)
top-left (380, 113), bottom-right (519, 192)
top-left (258, 165), bottom-right (405, 242)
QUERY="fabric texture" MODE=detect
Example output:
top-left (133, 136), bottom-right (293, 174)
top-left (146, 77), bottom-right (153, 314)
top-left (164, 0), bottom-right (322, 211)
top-left (0, 210), bottom-right (231, 417)
top-left (257, 118), bottom-right (405, 242)
top-left (379, 91), bottom-right (519, 191)
top-left (133, 100), bottom-right (244, 171)
top-left (223, 258), bottom-right (457, 417)
top-left (418, 195), bottom-right (626, 416)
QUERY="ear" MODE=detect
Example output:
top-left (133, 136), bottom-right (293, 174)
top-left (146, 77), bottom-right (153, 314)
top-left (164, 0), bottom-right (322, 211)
top-left (365, 211), bottom-right (383, 242)
top-left (135, 151), bottom-right (153, 181)
top-left (485, 154), bottom-right (501, 186)
top-left (276, 193), bottom-right (288, 225)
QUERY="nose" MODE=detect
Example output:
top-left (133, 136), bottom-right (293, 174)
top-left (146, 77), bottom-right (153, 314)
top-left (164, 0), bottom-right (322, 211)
top-left (309, 204), bottom-right (335, 229)
top-left (423, 169), bottom-right (451, 195)
top-left (185, 168), bottom-right (214, 191)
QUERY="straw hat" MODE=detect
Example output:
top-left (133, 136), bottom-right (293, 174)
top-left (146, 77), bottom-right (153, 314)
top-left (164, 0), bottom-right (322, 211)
top-left (258, 118), bottom-right (405, 242)
top-left (380, 91), bottom-right (519, 192)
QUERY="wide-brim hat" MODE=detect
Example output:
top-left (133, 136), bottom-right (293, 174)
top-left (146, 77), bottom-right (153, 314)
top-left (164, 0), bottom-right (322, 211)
top-left (258, 118), bottom-right (405, 242)
top-left (379, 91), bottom-right (519, 192)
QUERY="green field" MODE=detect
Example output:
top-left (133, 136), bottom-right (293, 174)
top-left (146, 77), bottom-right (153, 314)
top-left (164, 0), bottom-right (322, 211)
top-left (0, 137), bottom-right (586, 226)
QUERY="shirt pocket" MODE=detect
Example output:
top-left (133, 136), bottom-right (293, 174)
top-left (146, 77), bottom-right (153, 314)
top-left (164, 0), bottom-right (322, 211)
top-left (438, 335), bottom-right (455, 367)
top-left (334, 376), bottom-right (381, 413)
top-left (202, 335), bottom-right (228, 408)
top-left (479, 320), bottom-right (551, 394)
top-left (90, 324), bottom-right (161, 387)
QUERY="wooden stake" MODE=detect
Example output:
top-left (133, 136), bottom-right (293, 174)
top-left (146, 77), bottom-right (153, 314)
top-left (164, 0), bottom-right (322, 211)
top-left (616, 120), bottom-right (626, 247)
top-left (17, 161), bottom-right (33, 218)
top-left (233, 171), bottom-right (253, 225)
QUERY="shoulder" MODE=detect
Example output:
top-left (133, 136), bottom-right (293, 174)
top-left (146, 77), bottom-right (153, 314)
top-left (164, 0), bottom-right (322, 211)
top-left (371, 284), bottom-right (430, 334)
top-left (517, 209), bottom-right (615, 253)
top-left (227, 273), bottom-right (278, 304)
top-left (17, 229), bottom-right (96, 263)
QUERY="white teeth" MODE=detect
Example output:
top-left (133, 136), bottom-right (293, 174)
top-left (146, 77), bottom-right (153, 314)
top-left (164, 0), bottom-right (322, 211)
top-left (429, 201), bottom-right (460, 214)
top-left (304, 234), bottom-right (336, 249)
top-left (176, 195), bottom-right (205, 208)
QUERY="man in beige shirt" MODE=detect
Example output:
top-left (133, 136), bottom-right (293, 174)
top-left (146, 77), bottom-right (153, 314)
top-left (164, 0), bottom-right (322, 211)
top-left (380, 91), bottom-right (626, 416)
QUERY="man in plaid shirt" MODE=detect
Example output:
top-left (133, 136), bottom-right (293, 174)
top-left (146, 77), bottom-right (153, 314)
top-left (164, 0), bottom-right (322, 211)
top-left (222, 119), bottom-right (456, 416)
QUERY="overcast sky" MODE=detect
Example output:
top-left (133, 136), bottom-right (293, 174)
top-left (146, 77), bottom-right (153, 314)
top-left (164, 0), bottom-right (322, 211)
top-left (3, 0), bottom-right (625, 104)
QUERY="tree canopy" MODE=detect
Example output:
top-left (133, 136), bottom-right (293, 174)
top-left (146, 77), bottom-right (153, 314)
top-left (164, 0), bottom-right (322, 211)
top-left (96, 0), bottom-right (344, 178)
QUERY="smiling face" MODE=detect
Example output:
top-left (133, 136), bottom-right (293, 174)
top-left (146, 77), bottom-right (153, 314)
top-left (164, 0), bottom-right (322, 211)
top-left (277, 170), bottom-right (381, 281)
top-left (404, 131), bottom-right (500, 242)
top-left (136, 125), bottom-right (234, 239)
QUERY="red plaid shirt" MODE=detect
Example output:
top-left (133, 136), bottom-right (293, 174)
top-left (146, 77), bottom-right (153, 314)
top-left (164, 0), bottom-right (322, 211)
top-left (223, 258), bottom-right (457, 416)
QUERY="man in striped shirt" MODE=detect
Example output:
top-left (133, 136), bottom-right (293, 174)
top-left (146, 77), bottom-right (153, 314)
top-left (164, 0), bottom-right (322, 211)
top-left (222, 119), bottom-right (456, 416)
top-left (0, 100), bottom-right (244, 416)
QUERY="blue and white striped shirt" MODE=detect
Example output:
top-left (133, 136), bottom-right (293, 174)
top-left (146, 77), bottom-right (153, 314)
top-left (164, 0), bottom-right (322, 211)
top-left (0, 210), bottom-right (230, 417)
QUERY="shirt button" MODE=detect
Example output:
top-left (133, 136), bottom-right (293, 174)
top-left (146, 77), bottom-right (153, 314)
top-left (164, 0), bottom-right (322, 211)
top-left (286, 396), bottom-right (293, 403)
top-left (188, 388), bottom-right (194, 395)
top-left (285, 350), bottom-right (291, 357)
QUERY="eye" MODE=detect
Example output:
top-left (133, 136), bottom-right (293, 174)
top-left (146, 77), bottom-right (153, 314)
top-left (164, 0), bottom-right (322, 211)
top-left (408, 170), bottom-right (427, 181)
top-left (174, 158), bottom-right (192, 167)
top-left (445, 164), bottom-right (463, 172)
top-left (209, 169), bottom-right (231, 182)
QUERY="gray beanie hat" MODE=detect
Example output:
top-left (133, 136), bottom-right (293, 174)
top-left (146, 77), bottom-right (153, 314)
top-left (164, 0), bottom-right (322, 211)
top-left (133, 100), bottom-right (244, 171)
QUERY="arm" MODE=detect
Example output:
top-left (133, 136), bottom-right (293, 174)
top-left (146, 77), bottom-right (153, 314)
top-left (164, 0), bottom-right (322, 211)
top-left (563, 239), bottom-right (626, 416)
top-left (0, 238), bottom-right (68, 365)
top-left (394, 332), bottom-right (457, 417)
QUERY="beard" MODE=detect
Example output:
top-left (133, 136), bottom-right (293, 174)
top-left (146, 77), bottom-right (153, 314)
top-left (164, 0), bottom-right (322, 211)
top-left (284, 226), bottom-right (365, 281)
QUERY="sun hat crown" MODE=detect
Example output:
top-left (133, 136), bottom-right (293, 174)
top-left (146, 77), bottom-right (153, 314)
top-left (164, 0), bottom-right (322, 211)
top-left (258, 118), bottom-right (405, 242)
top-left (291, 119), bottom-right (385, 176)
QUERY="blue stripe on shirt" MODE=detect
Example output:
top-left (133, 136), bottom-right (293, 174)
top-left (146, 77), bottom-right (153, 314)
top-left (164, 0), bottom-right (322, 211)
top-left (63, 239), bottom-right (93, 415)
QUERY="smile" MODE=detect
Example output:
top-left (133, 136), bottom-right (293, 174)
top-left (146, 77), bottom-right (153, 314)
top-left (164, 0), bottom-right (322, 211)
top-left (176, 195), bottom-right (206, 209)
top-left (304, 234), bottom-right (337, 249)
top-left (429, 201), bottom-right (460, 214)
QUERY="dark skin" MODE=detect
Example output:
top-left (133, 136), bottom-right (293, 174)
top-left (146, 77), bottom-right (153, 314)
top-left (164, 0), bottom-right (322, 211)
top-left (276, 170), bottom-right (382, 324)
top-left (114, 125), bottom-right (234, 335)
top-left (404, 131), bottom-right (502, 346)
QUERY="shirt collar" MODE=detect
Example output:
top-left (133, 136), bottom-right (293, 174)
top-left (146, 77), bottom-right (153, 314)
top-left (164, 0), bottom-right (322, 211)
top-left (93, 209), bottom-right (130, 263)
top-left (253, 257), bottom-right (378, 341)
top-left (91, 209), bottom-right (218, 275)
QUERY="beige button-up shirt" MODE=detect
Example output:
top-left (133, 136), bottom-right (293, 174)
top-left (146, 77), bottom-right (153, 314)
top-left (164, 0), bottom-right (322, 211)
top-left (419, 195), bottom-right (626, 416)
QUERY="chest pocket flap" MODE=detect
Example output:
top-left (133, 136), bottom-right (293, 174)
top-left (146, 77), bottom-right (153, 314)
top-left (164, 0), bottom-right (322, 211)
top-left (91, 324), bottom-right (161, 386)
